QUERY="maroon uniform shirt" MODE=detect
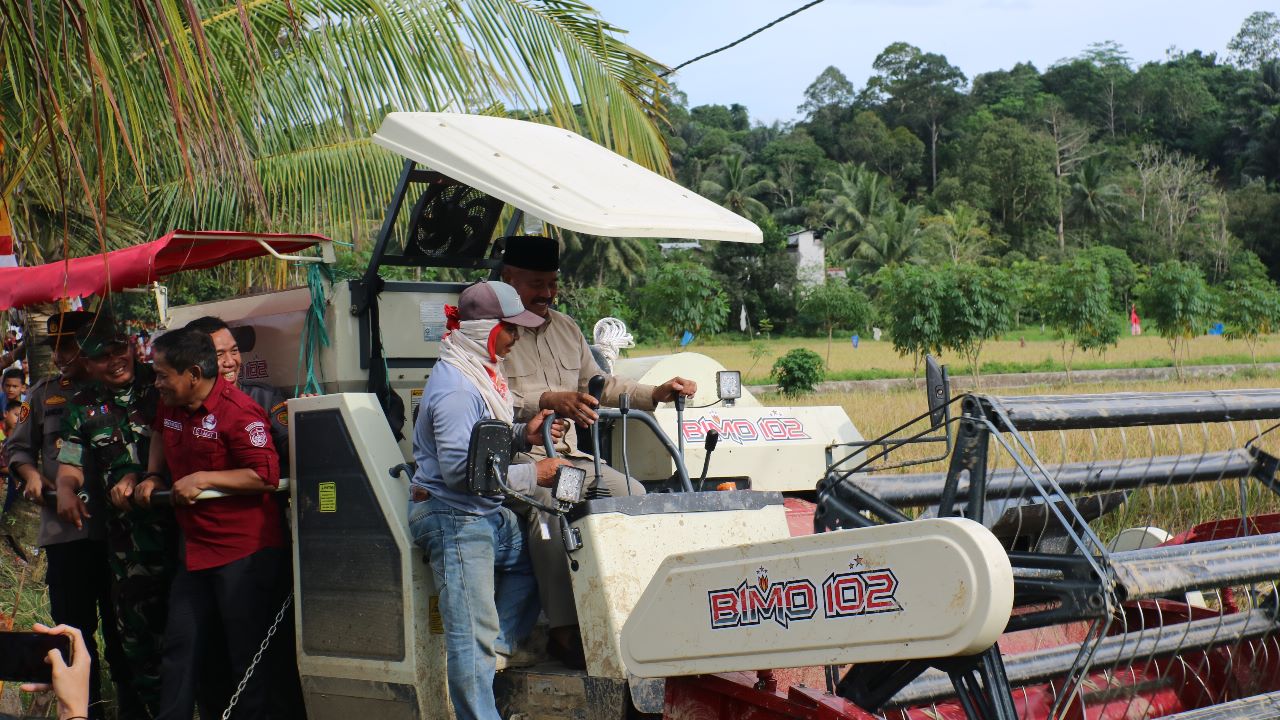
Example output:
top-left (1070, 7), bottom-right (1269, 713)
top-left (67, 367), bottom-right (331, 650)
top-left (153, 376), bottom-right (283, 571)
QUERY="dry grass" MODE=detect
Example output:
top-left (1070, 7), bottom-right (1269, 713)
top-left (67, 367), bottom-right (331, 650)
top-left (633, 334), bottom-right (1280, 384)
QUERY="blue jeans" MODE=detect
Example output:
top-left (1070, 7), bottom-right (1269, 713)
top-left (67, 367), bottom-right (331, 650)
top-left (409, 496), bottom-right (539, 720)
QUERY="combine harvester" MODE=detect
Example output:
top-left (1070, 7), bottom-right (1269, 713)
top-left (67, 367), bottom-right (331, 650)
top-left (7, 113), bottom-right (1280, 720)
top-left (667, 387), bottom-right (1280, 719)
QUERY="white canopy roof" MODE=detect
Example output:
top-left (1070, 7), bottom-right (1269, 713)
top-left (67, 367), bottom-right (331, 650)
top-left (372, 112), bottom-right (762, 244)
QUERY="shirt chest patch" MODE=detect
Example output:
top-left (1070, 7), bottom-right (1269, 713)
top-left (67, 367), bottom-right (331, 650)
top-left (163, 419), bottom-right (183, 431)
top-left (192, 427), bottom-right (219, 440)
top-left (45, 395), bottom-right (66, 407)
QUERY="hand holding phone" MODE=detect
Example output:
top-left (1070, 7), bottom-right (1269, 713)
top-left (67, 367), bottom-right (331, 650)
top-left (9, 624), bottom-right (90, 719)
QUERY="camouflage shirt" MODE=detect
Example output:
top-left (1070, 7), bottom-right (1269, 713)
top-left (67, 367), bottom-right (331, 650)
top-left (58, 363), bottom-right (158, 486)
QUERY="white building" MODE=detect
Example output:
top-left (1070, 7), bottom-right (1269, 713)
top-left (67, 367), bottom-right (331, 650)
top-left (787, 229), bottom-right (825, 288)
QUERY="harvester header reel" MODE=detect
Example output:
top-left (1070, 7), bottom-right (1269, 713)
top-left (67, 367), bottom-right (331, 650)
top-left (816, 388), bottom-right (1280, 719)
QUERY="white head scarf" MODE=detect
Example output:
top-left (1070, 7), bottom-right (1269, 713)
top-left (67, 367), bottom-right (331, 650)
top-left (437, 310), bottom-right (513, 424)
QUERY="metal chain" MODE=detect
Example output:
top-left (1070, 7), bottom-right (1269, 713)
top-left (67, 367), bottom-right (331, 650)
top-left (221, 593), bottom-right (294, 720)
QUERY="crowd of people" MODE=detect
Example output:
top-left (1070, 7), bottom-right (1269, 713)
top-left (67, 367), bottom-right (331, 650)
top-left (6, 311), bottom-right (301, 720)
top-left (9, 234), bottom-right (695, 720)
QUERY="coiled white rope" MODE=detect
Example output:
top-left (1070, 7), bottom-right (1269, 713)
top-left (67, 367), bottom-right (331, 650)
top-left (592, 317), bottom-right (635, 374)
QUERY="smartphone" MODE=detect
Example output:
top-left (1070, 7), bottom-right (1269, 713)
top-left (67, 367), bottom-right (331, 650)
top-left (0, 631), bottom-right (73, 683)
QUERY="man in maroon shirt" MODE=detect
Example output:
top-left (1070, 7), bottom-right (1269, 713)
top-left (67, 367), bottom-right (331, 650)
top-left (135, 327), bottom-right (285, 720)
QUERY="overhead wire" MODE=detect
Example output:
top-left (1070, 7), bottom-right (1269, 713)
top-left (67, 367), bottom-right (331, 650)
top-left (658, 0), bottom-right (829, 77)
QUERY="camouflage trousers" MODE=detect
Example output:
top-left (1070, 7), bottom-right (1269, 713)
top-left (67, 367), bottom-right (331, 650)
top-left (107, 508), bottom-right (178, 720)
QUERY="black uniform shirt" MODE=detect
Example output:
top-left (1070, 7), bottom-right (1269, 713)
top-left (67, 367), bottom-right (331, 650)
top-left (239, 379), bottom-right (290, 474)
top-left (4, 375), bottom-right (106, 545)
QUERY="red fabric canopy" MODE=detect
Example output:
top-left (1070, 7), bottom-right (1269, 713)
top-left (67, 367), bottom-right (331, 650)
top-left (0, 230), bottom-right (330, 310)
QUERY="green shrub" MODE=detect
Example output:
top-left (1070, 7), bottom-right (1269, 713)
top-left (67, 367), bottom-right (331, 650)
top-left (771, 348), bottom-right (825, 396)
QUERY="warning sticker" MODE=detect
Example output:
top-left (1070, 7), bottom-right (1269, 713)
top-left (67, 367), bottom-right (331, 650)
top-left (410, 388), bottom-right (423, 415)
top-left (318, 482), bottom-right (337, 513)
top-left (420, 301), bottom-right (447, 342)
top-left (429, 595), bottom-right (444, 635)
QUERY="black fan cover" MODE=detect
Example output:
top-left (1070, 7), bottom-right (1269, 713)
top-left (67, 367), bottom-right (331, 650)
top-left (403, 180), bottom-right (504, 260)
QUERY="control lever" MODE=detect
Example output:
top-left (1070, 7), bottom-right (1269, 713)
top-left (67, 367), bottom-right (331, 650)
top-left (389, 462), bottom-right (415, 480)
top-left (542, 411), bottom-right (559, 457)
top-left (674, 393), bottom-right (687, 462)
top-left (696, 429), bottom-right (720, 491)
top-left (619, 392), bottom-right (632, 494)
top-left (587, 374), bottom-right (606, 486)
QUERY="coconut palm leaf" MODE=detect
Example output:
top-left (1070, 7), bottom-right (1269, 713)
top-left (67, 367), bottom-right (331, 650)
top-left (3, 0), bottom-right (674, 288)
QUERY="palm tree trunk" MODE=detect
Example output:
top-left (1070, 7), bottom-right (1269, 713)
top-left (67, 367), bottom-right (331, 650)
top-left (930, 122), bottom-right (940, 190)
top-left (23, 304), bottom-right (57, 382)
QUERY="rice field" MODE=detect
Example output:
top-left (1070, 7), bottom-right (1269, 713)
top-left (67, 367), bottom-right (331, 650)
top-left (633, 333), bottom-right (1280, 384)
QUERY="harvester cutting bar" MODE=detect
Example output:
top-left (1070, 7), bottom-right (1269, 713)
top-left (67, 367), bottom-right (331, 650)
top-left (1110, 532), bottom-right (1280, 601)
top-left (977, 389), bottom-right (1280, 432)
top-left (886, 608), bottom-right (1277, 708)
top-left (1160, 689), bottom-right (1280, 719)
top-left (849, 449), bottom-right (1257, 507)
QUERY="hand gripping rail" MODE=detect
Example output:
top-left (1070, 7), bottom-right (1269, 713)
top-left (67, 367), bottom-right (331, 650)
top-left (42, 478), bottom-right (291, 507)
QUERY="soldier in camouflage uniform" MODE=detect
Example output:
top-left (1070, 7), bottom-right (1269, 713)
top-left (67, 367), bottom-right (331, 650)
top-left (8, 311), bottom-right (139, 720)
top-left (55, 319), bottom-right (177, 720)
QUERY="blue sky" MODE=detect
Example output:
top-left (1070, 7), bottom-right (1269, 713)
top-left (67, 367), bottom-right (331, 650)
top-left (587, 0), bottom-right (1265, 124)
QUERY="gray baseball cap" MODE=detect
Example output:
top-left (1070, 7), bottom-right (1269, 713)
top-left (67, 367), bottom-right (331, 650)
top-left (459, 281), bottom-right (545, 328)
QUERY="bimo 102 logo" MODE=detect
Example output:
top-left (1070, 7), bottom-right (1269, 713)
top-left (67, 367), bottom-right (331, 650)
top-left (681, 415), bottom-right (811, 445)
top-left (707, 566), bottom-right (901, 630)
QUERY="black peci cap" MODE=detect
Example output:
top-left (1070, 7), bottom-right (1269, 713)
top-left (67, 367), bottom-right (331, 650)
top-left (501, 235), bottom-right (560, 272)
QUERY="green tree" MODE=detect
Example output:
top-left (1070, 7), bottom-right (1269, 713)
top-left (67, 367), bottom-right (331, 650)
top-left (712, 216), bottom-right (799, 334)
top-left (1078, 245), bottom-right (1139, 311)
top-left (956, 115), bottom-right (1058, 249)
top-left (971, 62), bottom-right (1047, 122)
top-left (873, 264), bottom-right (949, 370)
top-left (1137, 260), bottom-right (1212, 379)
top-left (560, 285), bottom-right (635, 337)
top-left (799, 282), bottom-right (872, 362)
top-left (771, 348), bottom-right (825, 397)
top-left (840, 112), bottom-right (924, 186)
top-left (559, 231), bottom-right (652, 287)
top-left (1219, 279), bottom-right (1280, 366)
top-left (818, 164), bottom-right (894, 257)
top-left (850, 201), bottom-right (929, 274)
top-left (635, 262), bottom-right (730, 347)
top-left (1228, 11), bottom-right (1280, 69)
top-left (797, 65), bottom-right (856, 117)
top-left (1036, 258), bottom-right (1123, 379)
top-left (698, 154), bottom-right (776, 220)
top-left (1041, 42), bottom-right (1133, 136)
top-left (923, 203), bottom-right (1001, 265)
top-left (1067, 158), bottom-right (1126, 242)
top-left (941, 264), bottom-right (1016, 382)
top-left (864, 42), bottom-right (967, 189)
